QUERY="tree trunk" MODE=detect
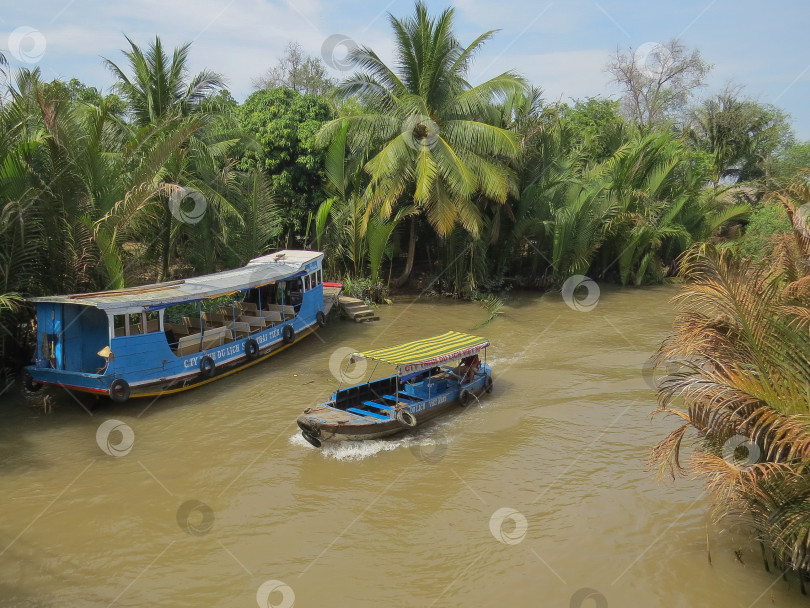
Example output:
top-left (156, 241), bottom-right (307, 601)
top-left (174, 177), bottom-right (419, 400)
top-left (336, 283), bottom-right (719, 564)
top-left (160, 197), bottom-right (171, 282)
top-left (392, 217), bottom-right (416, 288)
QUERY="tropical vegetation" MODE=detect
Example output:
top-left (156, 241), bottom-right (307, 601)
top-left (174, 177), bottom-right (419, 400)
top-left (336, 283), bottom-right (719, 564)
top-left (1, 1), bottom-right (809, 590)
top-left (0, 1), bottom-right (807, 385)
top-left (651, 178), bottom-right (810, 582)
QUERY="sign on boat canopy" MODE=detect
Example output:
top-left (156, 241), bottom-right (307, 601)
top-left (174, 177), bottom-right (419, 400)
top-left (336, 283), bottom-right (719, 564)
top-left (350, 331), bottom-right (490, 375)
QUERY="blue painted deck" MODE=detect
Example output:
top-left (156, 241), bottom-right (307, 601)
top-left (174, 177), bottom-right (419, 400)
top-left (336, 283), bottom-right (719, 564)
top-left (325, 363), bottom-right (492, 424)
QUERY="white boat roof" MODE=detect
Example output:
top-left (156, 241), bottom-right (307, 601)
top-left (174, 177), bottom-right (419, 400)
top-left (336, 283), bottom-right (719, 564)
top-left (27, 250), bottom-right (323, 312)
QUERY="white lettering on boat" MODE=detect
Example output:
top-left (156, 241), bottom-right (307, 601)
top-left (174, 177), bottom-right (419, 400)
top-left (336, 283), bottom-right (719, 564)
top-left (182, 328), bottom-right (282, 368)
top-left (400, 345), bottom-right (483, 374)
top-left (408, 393), bottom-right (449, 413)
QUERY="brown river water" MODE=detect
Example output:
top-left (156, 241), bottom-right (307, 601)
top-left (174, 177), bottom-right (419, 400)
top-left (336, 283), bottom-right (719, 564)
top-left (1, 285), bottom-right (806, 607)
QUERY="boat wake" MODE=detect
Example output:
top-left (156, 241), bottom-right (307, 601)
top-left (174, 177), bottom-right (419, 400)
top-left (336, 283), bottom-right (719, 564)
top-left (289, 424), bottom-right (452, 462)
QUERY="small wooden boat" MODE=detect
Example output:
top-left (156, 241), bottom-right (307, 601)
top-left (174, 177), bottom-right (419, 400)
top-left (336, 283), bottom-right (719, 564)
top-left (297, 331), bottom-right (493, 447)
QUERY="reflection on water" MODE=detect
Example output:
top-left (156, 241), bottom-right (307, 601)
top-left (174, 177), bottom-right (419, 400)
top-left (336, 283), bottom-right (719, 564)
top-left (0, 285), bottom-right (805, 607)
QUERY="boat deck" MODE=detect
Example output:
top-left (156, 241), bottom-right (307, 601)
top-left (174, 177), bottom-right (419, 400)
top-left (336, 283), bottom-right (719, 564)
top-left (323, 285), bottom-right (341, 315)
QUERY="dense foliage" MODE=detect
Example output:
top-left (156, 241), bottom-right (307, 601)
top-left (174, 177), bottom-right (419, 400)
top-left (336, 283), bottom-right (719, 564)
top-left (237, 87), bottom-right (333, 236)
top-left (0, 3), bottom-right (807, 379)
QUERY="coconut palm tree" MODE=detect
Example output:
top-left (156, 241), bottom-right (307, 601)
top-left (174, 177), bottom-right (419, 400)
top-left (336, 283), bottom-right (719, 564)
top-left (318, 2), bottom-right (526, 285)
top-left (105, 36), bottom-right (238, 279)
top-left (104, 36), bottom-right (225, 127)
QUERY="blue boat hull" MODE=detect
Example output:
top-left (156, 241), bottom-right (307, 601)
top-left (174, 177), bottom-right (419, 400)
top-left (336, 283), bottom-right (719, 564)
top-left (297, 364), bottom-right (493, 444)
top-left (26, 316), bottom-right (322, 400)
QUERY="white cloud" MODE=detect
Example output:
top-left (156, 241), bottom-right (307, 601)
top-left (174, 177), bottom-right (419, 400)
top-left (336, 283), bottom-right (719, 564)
top-left (478, 48), bottom-right (615, 102)
top-left (453, 0), bottom-right (593, 35)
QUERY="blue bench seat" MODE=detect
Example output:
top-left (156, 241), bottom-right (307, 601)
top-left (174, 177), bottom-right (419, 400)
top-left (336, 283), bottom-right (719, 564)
top-left (382, 394), bottom-right (420, 403)
top-left (347, 407), bottom-right (390, 421)
top-left (363, 401), bottom-right (394, 412)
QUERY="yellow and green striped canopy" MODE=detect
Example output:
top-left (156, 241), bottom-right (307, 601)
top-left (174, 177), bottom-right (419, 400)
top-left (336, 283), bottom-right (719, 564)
top-left (352, 331), bottom-right (489, 374)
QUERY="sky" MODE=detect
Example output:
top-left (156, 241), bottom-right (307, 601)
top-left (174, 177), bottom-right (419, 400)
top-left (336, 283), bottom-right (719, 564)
top-left (1, 0), bottom-right (809, 138)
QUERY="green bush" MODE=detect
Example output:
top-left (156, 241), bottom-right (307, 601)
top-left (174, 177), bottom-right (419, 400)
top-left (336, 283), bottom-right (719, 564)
top-left (340, 277), bottom-right (389, 305)
top-left (737, 202), bottom-right (792, 261)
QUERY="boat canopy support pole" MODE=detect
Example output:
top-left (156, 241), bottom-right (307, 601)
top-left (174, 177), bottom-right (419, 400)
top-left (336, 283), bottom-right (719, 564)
top-left (198, 301), bottom-right (204, 351)
top-left (337, 359), bottom-right (350, 392)
top-left (368, 361), bottom-right (378, 389)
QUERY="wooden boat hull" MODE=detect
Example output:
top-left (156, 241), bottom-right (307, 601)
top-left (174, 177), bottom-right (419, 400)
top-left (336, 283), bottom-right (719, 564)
top-left (297, 367), bottom-right (492, 445)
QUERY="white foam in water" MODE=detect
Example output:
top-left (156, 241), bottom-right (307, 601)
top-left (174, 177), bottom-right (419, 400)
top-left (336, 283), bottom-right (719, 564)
top-left (289, 421), bottom-right (454, 461)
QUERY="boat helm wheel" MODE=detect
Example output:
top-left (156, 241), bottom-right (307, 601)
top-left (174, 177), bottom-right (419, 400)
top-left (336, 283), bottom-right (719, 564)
top-left (458, 388), bottom-right (471, 407)
top-left (23, 370), bottom-right (42, 393)
top-left (200, 356), bottom-right (216, 378)
top-left (485, 376), bottom-right (493, 393)
top-left (302, 431), bottom-right (322, 448)
top-left (316, 311), bottom-right (327, 327)
top-left (283, 324), bottom-right (295, 344)
top-left (109, 378), bottom-right (131, 403)
top-left (244, 339), bottom-right (260, 361)
top-left (396, 410), bottom-right (418, 428)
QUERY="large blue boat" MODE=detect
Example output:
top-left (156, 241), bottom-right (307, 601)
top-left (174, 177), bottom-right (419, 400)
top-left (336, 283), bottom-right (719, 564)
top-left (24, 250), bottom-right (332, 403)
top-left (296, 331), bottom-right (493, 447)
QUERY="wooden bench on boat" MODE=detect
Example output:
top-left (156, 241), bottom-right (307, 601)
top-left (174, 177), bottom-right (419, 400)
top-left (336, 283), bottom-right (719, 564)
top-left (261, 304), bottom-right (295, 320)
top-left (165, 322), bottom-right (191, 337)
top-left (241, 302), bottom-right (293, 322)
top-left (224, 320), bottom-right (251, 339)
top-left (176, 326), bottom-right (233, 355)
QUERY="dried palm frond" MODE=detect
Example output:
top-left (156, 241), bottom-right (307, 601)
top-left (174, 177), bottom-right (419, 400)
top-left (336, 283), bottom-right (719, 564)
top-left (650, 176), bottom-right (810, 577)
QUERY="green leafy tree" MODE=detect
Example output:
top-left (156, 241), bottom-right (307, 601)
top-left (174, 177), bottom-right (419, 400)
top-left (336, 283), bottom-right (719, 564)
top-left (46, 77), bottom-right (127, 115)
top-left (736, 201), bottom-right (792, 261)
top-left (559, 97), bottom-right (627, 161)
top-left (768, 139), bottom-right (810, 182)
top-left (238, 87), bottom-right (333, 237)
top-left (105, 35), bottom-right (235, 279)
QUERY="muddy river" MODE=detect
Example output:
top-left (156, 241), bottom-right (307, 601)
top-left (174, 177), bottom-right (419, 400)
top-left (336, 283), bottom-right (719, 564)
top-left (0, 285), bottom-right (803, 607)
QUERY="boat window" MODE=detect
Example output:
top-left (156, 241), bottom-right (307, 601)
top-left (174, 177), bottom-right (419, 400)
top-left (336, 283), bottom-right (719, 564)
top-left (113, 314), bottom-right (127, 337)
top-left (288, 277), bottom-right (304, 306)
top-left (144, 311), bottom-right (161, 333)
